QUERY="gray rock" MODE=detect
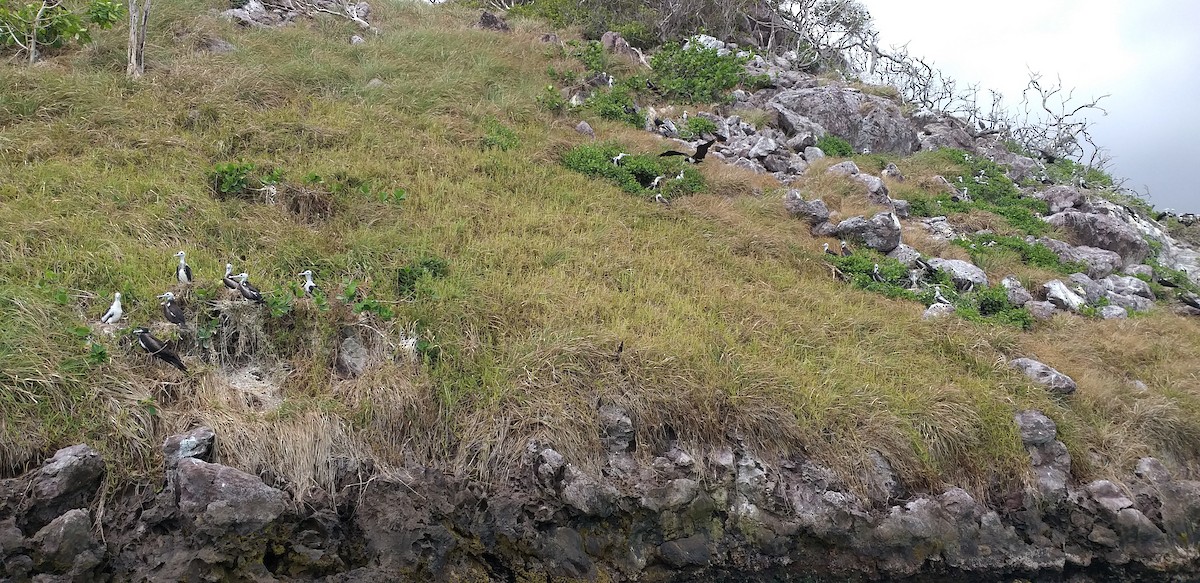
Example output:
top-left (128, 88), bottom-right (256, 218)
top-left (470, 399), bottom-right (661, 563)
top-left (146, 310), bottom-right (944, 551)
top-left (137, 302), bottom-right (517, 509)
top-left (921, 216), bottom-right (957, 241)
top-left (851, 173), bottom-right (890, 205)
top-left (976, 136), bottom-right (1042, 182)
top-left (1009, 357), bottom-right (1077, 395)
top-left (782, 191), bottom-right (830, 225)
top-left (641, 478), bottom-right (700, 512)
top-left (732, 157), bottom-right (765, 174)
top-left (659, 535), bottom-right (711, 568)
top-left (919, 122), bottom-right (975, 152)
top-left (539, 33), bottom-right (560, 44)
top-left (1026, 300), bottom-right (1057, 320)
top-left (927, 258), bottom-right (988, 291)
top-left (762, 154), bottom-right (790, 173)
top-left (1014, 410), bottom-right (1057, 446)
top-left (1068, 272), bottom-right (1105, 304)
top-left (1134, 458), bottom-right (1172, 483)
top-left (803, 146), bottom-right (825, 161)
top-left (1099, 305), bottom-right (1128, 319)
top-left (600, 31), bottom-right (645, 64)
top-left (1035, 185), bottom-right (1085, 213)
top-left (1047, 211), bottom-right (1151, 266)
top-left (177, 458), bottom-right (286, 533)
top-left (1043, 280), bottom-right (1086, 313)
top-left (201, 37), bottom-right (236, 54)
top-left (1100, 275), bottom-right (1154, 300)
top-left (769, 86), bottom-right (920, 154)
top-left (22, 444), bottom-right (105, 533)
top-left (598, 404), bottom-right (634, 454)
top-left (30, 509), bottom-right (101, 576)
top-left (1086, 480), bottom-right (1134, 514)
top-left (825, 160), bottom-right (859, 176)
top-left (1001, 276), bottom-right (1033, 306)
top-left (364, 77), bottom-right (385, 90)
top-left (770, 104), bottom-right (827, 142)
top-left (163, 426), bottom-right (216, 468)
top-left (1039, 238), bottom-right (1123, 279)
top-left (786, 154), bottom-right (809, 175)
top-left (833, 212), bottom-right (901, 253)
top-left (1105, 291), bottom-right (1154, 313)
top-left (541, 527), bottom-right (593, 578)
top-left (220, 0), bottom-right (284, 28)
top-left (748, 136), bottom-right (779, 159)
top-left (1123, 264), bottom-right (1154, 278)
top-left (350, 34), bottom-right (365, 45)
top-left (922, 303), bottom-right (956, 320)
top-left (574, 120), bottom-right (595, 138)
top-left (477, 10), bottom-right (510, 32)
top-left (891, 199), bottom-right (910, 218)
top-left (336, 336), bottom-right (368, 377)
top-left (887, 244), bottom-right (922, 268)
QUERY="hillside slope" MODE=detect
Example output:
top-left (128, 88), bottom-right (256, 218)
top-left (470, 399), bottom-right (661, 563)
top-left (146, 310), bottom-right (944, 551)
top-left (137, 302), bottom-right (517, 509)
top-left (1, 0), bottom-right (1199, 521)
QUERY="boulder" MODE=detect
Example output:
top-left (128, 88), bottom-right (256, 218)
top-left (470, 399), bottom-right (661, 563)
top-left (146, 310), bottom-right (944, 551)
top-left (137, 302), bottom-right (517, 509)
top-left (1014, 410), bottom-right (1057, 446)
top-left (1001, 276), bottom-right (1032, 307)
top-left (350, 34), bottom-right (366, 45)
top-left (1013, 410), bottom-right (1070, 505)
top-left (364, 78), bottom-right (385, 90)
top-left (1035, 185), bottom-right (1085, 213)
top-left (825, 160), bottom-right (859, 176)
top-left (1043, 280), bottom-right (1085, 313)
top-left (922, 303), bottom-right (957, 320)
top-left (1100, 275), bottom-right (1154, 300)
top-left (782, 191), bottom-right (830, 225)
top-left (336, 336), bottom-right (368, 377)
top-left (1067, 273), bottom-right (1104, 304)
top-left (574, 120), bottom-right (595, 138)
top-left (163, 426), bottom-right (217, 468)
top-left (1105, 292), bottom-right (1154, 313)
top-left (22, 444), bottom-right (105, 533)
top-left (851, 173), bottom-right (890, 205)
top-left (220, 0), bottom-right (286, 28)
top-left (771, 106), bottom-right (827, 145)
top-left (1009, 357), bottom-right (1077, 395)
top-left (1026, 300), bottom-right (1057, 320)
top-left (477, 10), bottom-right (510, 32)
top-left (748, 136), bottom-right (780, 159)
top-left (921, 216), bottom-right (957, 241)
top-left (976, 136), bottom-right (1041, 182)
top-left (1046, 211), bottom-right (1151, 266)
top-left (30, 508), bottom-right (102, 577)
top-left (891, 199), bottom-right (910, 218)
top-left (881, 163), bottom-right (904, 181)
top-left (1124, 264), bottom-right (1154, 278)
top-left (927, 258), bottom-right (988, 291)
top-left (1038, 238), bottom-right (1123, 279)
top-left (1099, 305), bottom-right (1128, 319)
top-left (201, 37), bottom-right (236, 54)
top-left (598, 405), bottom-right (635, 454)
top-left (176, 458), bottom-right (287, 534)
top-left (919, 122), bottom-right (975, 152)
top-left (887, 244), bottom-right (922, 268)
top-left (769, 86), bottom-right (919, 154)
top-left (833, 212), bottom-right (901, 253)
top-left (600, 31), bottom-right (645, 65)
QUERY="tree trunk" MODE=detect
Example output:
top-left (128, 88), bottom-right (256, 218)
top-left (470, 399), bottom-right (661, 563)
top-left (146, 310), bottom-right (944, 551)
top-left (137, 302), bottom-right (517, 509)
top-left (126, 0), bottom-right (140, 77)
top-left (135, 0), bottom-right (152, 75)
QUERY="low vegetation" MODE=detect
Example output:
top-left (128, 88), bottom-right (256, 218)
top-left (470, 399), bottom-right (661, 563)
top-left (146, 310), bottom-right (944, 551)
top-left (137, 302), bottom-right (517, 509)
top-left (1, 0), bottom-right (1199, 509)
top-left (816, 135), bottom-right (854, 157)
top-left (953, 234), bottom-right (1086, 275)
top-left (648, 42), bottom-right (769, 103)
top-left (905, 149), bottom-right (1049, 236)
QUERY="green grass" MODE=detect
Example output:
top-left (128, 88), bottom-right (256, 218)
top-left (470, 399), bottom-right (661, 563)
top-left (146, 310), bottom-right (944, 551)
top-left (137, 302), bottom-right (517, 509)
top-left (905, 149), bottom-right (1050, 235)
top-left (953, 234), bottom-right (1087, 275)
top-left (1, 0), bottom-right (1200, 503)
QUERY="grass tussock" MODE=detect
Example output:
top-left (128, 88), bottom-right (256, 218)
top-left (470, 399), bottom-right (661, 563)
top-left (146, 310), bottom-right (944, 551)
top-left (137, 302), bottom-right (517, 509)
top-left (1, 0), bottom-right (1199, 502)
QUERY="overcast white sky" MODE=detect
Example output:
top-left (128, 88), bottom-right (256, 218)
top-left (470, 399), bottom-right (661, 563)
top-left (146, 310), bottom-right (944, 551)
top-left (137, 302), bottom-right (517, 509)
top-left (860, 0), bottom-right (1200, 212)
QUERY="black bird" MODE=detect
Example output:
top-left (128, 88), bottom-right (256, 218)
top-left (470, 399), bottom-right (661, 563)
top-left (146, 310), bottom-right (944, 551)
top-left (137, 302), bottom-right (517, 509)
top-left (840, 240), bottom-right (852, 257)
top-left (871, 264), bottom-right (886, 283)
top-left (659, 139), bottom-right (716, 164)
top-left (234, 273), bottom-right (265, 303)
top-left (174, 251), bottom-right (193, 285)
top-left (1181, 292), bottom-right (1200, 311)
top-left (157, 292), bottom-right (186, 325)
top-left (131, 327), bottom-right (187, 373)
top-left (222, 263), bottom-right (240, 291)
top-left (1156, 275), bottom-right (1180, 289)
top-left (823, 243), bottom-right (837, 256)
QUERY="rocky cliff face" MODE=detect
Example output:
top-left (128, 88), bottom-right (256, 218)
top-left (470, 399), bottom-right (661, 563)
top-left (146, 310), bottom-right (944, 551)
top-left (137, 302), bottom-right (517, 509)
top-left (4, 416), bottom-right (1199, 581)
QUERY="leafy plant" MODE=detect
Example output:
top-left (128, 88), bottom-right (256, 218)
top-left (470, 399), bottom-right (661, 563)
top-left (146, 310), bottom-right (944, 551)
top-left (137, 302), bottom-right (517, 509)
top-left (397, 256), bottom-right (449, 298)
top-left (536, 84), bottom-right (566, 114)
top-left (649, 42), bottom-right (768, 103)
top-left (481, 118), bottom-right (520, 151)
top-left (585, 85), bottom-right (643, 127)
top-left (679, 116), bottom-right (717, 140)
top-left (208, 162), bottom-right (257, 198)
top-left (1045, 158), bottom-right (1114, 189)
top-left (0, 0), bottom-right (121, 61)
top-left (561, 142), bottom-right (704, 198)
top-left (266, 291), bottom-right (292, 318)
top-left (953, 234), bottom-right (1086, 274)
top-left (816, 135), bottom-right (854, 157)
top-left (566, 39), bottom-right (608, 73)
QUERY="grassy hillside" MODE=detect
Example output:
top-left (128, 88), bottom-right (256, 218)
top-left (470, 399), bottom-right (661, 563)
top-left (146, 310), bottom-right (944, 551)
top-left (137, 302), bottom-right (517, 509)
top-left (2, 0), bottom-right (1200, 499)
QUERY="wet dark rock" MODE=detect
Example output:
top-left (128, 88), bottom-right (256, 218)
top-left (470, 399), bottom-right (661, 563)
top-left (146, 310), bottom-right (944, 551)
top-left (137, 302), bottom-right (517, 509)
top-left (21, 445), bottom-right (104, 533)
top-left (476, 10), bottom-right (510, 32)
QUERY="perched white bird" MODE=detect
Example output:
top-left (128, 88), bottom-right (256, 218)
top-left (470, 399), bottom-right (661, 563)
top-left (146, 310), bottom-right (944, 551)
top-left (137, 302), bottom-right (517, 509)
top-left (174, 251), bottom-right (193, 284)
top-left (611, 152), bottom-right (628, 165)
top-left (298, 270), bottom-right (320, 296)
top-left (100, 292), bottom-right (123, 324)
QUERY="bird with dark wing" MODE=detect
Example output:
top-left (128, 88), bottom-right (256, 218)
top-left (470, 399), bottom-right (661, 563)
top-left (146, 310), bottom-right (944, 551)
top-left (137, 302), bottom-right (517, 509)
top-left (131, 327), bottom-right (188, 373)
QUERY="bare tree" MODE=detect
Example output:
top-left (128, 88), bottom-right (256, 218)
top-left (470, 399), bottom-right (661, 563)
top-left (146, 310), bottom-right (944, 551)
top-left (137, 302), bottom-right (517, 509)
top-left (1, 0), bottom-right (63, 64)
top-left (126, 0), bottom-right (150, 78)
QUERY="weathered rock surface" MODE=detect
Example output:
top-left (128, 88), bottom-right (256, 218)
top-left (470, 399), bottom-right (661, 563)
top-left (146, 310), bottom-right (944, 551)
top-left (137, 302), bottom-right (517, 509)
top-left (1035, 185), bottom-right (1085, 213)
top-left (1001, 275), bottom-right (1033, 306)
top-left (20, 444), bottom-right (105, 533)
top-left (922, 302), bottom-right (956, 320)
top-left (832, 212), bottom-right (901, 253)
top-left (1047, 211), bottom-right (1152, 266)
top-left (769, 86), bottom-right (920, 154)
top-left (927, 258), bottom-right (988, 291)
top-left (1010, 357), bottom-right (1077, 395)
top-left (782, 191), bottom-right (830, 226)
top-left (476, 10), bottom-right (510, 32)
top-left (1044, 279), bottom-right (1086, 313)
top-left (1038, 237), bottom-right (1124, 279)
top-left (162, 425), bottom-right (216, 468)
top-left (4, 429), bottom-right (1200, 581)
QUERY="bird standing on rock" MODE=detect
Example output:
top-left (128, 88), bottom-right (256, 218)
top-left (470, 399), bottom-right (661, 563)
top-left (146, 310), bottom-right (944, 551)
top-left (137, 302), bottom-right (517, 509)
top-left (157, 292), bottom-right (186, 325)
top-left (174, 251), bottom-right (193, 285)
top-left (100, 292), bottom-right (123, 324)
top-left (131, 327), bottom-right (188, 373)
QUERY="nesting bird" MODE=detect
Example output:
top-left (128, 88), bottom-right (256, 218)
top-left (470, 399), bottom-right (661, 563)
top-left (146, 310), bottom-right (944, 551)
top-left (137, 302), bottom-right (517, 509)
top-left (157, 292), bottom-right (186, 325)
top-left (222, 263), bottom-right (240, 291)
top-left (823, 243), bottom-right (837, 256)
top-left (131, 327), bottom-right (187, 373)
top-left (871, 264), bottom-right (885, 283)
top-left (234, 273), bottom-right (264, 303)
top-left (100, 292), bottom-right (123, 324)
top-left (174, 251), bottom-right (193, 284)
top-left (840, 241), bottom-right (852, 257)
top-left (611, 153), bottom-right (628, 166)
top-left (653, 193), bottom-right (671, 206)
top-left (648, 175), bottom-right (665, 190)
top-left (298, 270), bottom-right (320, 297)
top-left (933, 285), bottom-right (951, 305)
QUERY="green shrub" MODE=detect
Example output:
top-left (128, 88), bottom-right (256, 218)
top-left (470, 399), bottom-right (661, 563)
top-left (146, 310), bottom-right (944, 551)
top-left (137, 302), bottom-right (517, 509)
top-left (1045, 158), bottom-right (1115, 189)
top-left (679, 116), bottom-right (717, 140)
top-left (905, 148), bottom-right (1050, 236)
top-left (953, 234), bottom-right (1085, 274)
top-left (0, 0), bottom-right (121, 57)
top-left (562, 142), bottom-right (703, 198)
top-left (816, 135), bottom-right (854, 157)
top-left (566, 40), bottom-right (608, 73)
top-left (208, 162), bottom-right (257, 198)
top-left (536, 85), bottom-right (567, 114)
top-left (585, 85), bottom-right (643, 127)
top-left (649, 42), bottom-right (768, 103)
top-left (397, 256), bottom-right (450, 298)
top-left (480, 119), bottom-right (520, 151)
